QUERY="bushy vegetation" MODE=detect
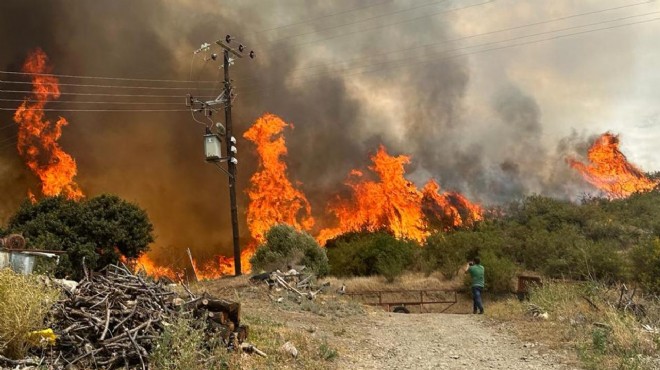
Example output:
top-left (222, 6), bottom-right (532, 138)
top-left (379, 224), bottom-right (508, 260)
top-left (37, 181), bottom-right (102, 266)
top-left (326, 231), bottom-right (416, 282)
top-left (323, 189), bottom-right (660, 294)
top-left (629, 238), bottom-right (660, 295)
top-left (250, 224), bottom-right (329, 277)
top-left (150, 313), bottom-right (230, 370)
top-left (3, 195), bottom-right (154, 279)
top-left (0, 269), bottom-right (59, 359)
top-left (489, 281), bottom-right (660, 370)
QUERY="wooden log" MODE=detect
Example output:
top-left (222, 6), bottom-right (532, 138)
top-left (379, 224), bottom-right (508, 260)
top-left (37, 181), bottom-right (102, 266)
top-left (200, 298), bottom-right (241, 325)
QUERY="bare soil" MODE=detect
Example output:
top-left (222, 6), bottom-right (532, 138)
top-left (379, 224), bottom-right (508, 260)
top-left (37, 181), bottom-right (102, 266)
top-left (335, 311), bottom-right (579, 369)
top-left (200, 278), bottom-right (580, 369)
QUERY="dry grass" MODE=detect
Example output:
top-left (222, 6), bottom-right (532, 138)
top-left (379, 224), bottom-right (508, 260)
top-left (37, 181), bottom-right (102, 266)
top-left (176, 275), bottom-right (349, 369)
top-left (322, 271), bottom-right (462, 293)
top-left (488, 280), bottom-right (660, 370)
top-left (0, 268), bottom-right (59, 359)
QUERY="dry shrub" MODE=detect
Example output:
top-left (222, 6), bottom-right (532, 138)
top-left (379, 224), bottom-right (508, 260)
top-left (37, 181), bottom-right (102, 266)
top-left (0, 268), bottom-right (59, 359)
top-left (322, 271), bottom-right (460, 293)
top-left (489, 280), bottom-right (660, 369)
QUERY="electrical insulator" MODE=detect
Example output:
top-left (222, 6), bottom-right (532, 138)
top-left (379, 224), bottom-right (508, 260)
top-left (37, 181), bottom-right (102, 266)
top-left (230, 157), bottom-right (238, 165)
top-left (230, 146), bottom-right (237, 153)
top-left (230, 136), bottom-right (237, 144)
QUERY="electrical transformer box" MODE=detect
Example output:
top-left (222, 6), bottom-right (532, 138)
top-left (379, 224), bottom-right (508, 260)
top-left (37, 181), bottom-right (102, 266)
top-left (204, 133), bottom-right (222, 162)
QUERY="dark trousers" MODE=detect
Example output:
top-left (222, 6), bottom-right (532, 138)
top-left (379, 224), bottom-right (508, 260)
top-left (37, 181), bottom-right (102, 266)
top-left (472, 286), bottom-right (484, 313)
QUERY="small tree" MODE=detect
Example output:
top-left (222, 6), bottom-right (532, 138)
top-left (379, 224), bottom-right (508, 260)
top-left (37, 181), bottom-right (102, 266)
top-left (250, 224), bottom-right (329, 277)
top-left (326, 232), bottom-right (416, 282)
top-left (6, 195), bottom-right (154, 279)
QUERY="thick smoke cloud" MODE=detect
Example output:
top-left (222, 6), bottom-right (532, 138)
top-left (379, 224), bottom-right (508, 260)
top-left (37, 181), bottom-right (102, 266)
top-left (1, 0), bottom-right (657, 265)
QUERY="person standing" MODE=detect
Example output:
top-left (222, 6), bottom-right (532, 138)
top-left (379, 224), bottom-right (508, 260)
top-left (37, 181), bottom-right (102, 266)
top-left (465, 257), bottom-right (485, 314)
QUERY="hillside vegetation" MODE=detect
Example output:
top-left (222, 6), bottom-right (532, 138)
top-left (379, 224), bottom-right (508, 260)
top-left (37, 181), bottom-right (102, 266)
top-left (325, 189), bottom-right (660, 295)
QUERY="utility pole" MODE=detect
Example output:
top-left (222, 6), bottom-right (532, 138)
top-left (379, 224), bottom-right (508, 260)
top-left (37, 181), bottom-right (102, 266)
top-left (221, 43), bottom-right (241, 276)
top-left (187, 35), bottom-right (255, 277)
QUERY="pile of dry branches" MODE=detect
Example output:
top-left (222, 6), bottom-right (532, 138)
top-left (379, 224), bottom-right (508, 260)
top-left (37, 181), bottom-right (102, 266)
top-left (252, 268), bottom-right (330, 302)
top-left (33, 264), bottom-right (247, 369)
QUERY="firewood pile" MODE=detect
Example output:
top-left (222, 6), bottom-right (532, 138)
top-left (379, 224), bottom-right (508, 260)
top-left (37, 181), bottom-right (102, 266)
top-left (35, 264), bottom-right (249, 369)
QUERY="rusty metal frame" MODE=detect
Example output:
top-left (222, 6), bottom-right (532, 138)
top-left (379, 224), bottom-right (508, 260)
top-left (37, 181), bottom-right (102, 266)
top-left (345, 289), bottom-right (458, 313)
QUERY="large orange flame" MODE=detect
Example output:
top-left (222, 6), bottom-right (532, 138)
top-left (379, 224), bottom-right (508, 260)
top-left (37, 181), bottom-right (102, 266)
top-left (568, 132), bottom-right (658, 198)
top-left (317, 146), bottom-right (428, 245)
top-left (317, 146), bottom-right (484, 245)
top-left (13, 48), bottom-right (83, 200)
top-left (243, 113), bottom-right (315, 243)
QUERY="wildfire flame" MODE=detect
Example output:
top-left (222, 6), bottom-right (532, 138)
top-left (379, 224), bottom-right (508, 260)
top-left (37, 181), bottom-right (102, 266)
top-left (568, 132), bottom-right (659, 198)
top-left (243, 113), bottom-right (315, 243)
top-left (421, 179), bottom-right (483, 230)
top-left (13, 48), bottom-right (83, 201)
top-left (133, 254), bottom-right (179, 280)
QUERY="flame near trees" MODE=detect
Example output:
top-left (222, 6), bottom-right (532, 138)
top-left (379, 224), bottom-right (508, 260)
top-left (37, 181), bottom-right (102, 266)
top-left (317, 146), bottom-right (428, 244)
top-left (568, 132), bottom-right (659, 198)
top-left (243, 113), bottom-right (315, 243)
top-left (422, 180), bottom-right (484, 230)
top-left (316, 146), bottom-right (484, 245)
top-left (13, 48), bottom-right (83, 200)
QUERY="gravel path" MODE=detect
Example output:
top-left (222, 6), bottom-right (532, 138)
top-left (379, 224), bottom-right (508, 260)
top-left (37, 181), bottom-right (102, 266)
top-left (339, 312), bottom-right (579, 370)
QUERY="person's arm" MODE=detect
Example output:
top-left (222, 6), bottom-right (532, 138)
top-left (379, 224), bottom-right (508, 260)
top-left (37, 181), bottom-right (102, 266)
top-left (463, 262), bottom-right (472, 273)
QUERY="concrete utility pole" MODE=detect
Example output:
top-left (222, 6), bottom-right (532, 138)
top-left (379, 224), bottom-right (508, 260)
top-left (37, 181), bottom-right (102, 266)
top-left (187, 35), bottom-right (254, 276)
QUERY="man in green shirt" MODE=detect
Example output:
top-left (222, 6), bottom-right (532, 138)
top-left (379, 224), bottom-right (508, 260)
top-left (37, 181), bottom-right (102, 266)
top-left (465, 257), bottom-right (485, 314)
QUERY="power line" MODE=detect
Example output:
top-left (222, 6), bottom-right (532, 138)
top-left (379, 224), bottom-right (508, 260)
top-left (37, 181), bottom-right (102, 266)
top-left (2, 13), bottom-right (655, 104)
top-left (237, 0), bottom-right (653, 86)
top-left (255, 0), bottom-right (393, 34)
top-left (0, 89), bottom-right (193, 98)
top-left (237, 10), bottom-right (660, 92)
top-left (0, 98), bottom-right (176, 105)
top-left (238, 15), bottom-right (660, 98)
top-left (0, 70), bottom-right (219, 84)
top-left (0, 108), bottom-right (190, 112)
top-left (0, 79), bottom-right (222, 91)
top-left (0, 1), bottom-right (648, 92)
top-left (257, 0), bottom-right (486, 47)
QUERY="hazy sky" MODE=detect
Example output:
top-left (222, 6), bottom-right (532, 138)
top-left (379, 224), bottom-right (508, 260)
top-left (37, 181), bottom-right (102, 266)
top-left (0, 0), bottom-right (658, 260)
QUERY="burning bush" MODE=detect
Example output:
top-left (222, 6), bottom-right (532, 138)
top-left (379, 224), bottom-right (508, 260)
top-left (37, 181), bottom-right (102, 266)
top-left (250, 224), bottom-right (329, 277)
top-left (326, 232), bottom-right (417, 282)
top-left (6, 194), bottom-right (154, 279)
top-left (0, 269), bottom-right (59, 359)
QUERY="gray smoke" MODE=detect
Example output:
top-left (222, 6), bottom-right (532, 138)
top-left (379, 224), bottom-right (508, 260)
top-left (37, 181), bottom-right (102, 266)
top-left (0, 0), bottom-right (647, 264)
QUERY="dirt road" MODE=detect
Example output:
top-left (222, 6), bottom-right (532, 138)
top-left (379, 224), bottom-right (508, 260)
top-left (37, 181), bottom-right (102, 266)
top-left (337, 312), bottom-right (578, 370)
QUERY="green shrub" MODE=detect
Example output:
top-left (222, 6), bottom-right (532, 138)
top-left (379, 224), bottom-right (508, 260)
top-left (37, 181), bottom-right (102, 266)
top-left (326, 232), bottom-right (416, 282)
top-left (630, 238), bottom-right (660, 294)
top-left (6, 195), bottom-right (154, 279)
top-left (250, 224), bottom-right (329, 277)
top-left (150, 313), bottom-right (206, 370)
top-left (474, 249), bottom-right (517, 294)
top-left (0, 269), bottom-right (59, 359)
top-left (423, 231), bottom-right (477, 279)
